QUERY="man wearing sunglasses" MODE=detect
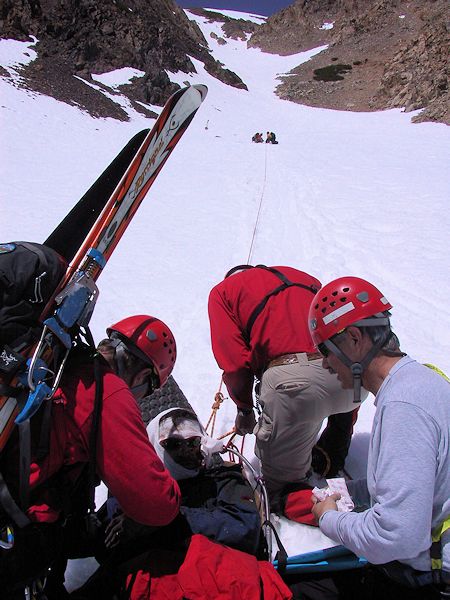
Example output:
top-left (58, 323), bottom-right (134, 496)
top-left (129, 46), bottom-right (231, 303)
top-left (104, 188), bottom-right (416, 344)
top-left (308, 277), bottom-right (450, 599)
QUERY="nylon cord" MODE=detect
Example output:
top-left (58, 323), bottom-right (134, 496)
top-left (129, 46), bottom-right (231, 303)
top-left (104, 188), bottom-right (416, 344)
top-left (246, 143), bottom-right (268, 265)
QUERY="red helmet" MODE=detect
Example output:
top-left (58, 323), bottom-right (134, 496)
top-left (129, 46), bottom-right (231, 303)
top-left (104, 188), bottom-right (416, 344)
top-left (107, 315), bottom-right (176, 388)
top-left (309, 277), bottom-right (392, 345)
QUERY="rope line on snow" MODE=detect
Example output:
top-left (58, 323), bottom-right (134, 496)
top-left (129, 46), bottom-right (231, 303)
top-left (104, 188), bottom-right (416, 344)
top-left (246, 142), bottom-right (268, 265)
top-left (205, 144), bottom-right (270, 455)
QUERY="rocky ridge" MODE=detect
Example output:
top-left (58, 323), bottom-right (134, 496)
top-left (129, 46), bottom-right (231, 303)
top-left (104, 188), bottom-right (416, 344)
top-left (249, 0), bottom-right (449, 124)
top-left (0, 0), bottom-right (248, 119)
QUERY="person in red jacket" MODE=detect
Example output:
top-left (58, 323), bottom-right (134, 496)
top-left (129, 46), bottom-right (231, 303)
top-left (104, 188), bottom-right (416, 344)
top-left (0, 314), bottom-right (181, 598)
top-left (208, 265), bottom-right (357, 499)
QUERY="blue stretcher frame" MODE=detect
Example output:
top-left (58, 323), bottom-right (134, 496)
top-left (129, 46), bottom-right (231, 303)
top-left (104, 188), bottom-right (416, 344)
top-left (273, 544), bottom-right (368, 573)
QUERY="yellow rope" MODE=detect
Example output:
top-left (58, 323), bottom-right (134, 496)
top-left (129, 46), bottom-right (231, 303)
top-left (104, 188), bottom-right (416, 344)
top-left (204, 378), bottom-right (247, 464)
top-left (205, 379), bottom-right (226, 437)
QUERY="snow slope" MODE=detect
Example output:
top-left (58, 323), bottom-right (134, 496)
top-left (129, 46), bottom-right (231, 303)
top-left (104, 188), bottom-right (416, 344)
top-left (1, 8), bottom-right (449, 589)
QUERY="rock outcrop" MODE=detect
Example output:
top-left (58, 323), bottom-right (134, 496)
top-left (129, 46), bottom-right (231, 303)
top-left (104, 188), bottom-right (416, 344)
top-left (250, 0), bottom-right (449, 124)
top-left (0, 0), bottom-right (247, 118)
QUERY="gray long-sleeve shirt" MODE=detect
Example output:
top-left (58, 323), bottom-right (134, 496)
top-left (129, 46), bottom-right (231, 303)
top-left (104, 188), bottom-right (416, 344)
top-left (320, 357), bottom-right (450, 572)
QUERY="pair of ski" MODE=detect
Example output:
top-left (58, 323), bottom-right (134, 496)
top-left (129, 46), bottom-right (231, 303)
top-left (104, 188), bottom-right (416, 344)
top-left (0, 84), bottom-right (208, 450)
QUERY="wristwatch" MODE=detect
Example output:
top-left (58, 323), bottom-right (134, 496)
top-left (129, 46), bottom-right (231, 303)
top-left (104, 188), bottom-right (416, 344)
top-left (237, 408), bottom-right (253, 416)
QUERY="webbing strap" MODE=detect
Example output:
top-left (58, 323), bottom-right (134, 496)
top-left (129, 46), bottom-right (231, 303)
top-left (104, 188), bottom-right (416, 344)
top-left (18, 420), bottom-right (31, 511)
top-left (0, 472), bottom-right (30, 528)
top-left (0, 383), bottom-right (21, 398)
top-left (431, 516), bottom-right (450, 570)
top-left (17, 242), bottom-right (50, 272)
top-left (262, 518), bottom-right (288, 575)
top-left (243, 265), bottom-right (318, 343)
top-left (36, 398), bottom-right (53, 461)
top-left (87, 355), bottom-right (104, 514)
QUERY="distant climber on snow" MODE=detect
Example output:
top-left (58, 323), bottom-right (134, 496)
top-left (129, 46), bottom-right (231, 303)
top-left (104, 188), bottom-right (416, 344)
top-left (265, 131), bottom-right (278, 144)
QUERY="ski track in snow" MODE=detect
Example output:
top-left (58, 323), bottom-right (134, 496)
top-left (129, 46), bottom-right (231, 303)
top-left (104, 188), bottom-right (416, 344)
top-left (1, 9), bottom-right (450, 588)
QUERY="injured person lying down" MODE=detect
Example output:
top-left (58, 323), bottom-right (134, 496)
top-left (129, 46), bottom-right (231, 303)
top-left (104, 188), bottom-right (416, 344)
top-left (70, 405), bottom-right (264, 599)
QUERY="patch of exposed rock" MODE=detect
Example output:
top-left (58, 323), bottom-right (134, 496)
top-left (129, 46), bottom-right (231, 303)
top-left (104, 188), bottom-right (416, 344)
top-left (187, 7), bottom-right (258, 42)
top-left (248, 0), bottom-right (352, 55)
top-left (210, 31), bottom-right (227, 46)
top-left (376, 18), bottom-right (449, 124)
top-left (250, 0), bottom-right (449, 125)
top-left (0, 0), bottom-right (247, 118)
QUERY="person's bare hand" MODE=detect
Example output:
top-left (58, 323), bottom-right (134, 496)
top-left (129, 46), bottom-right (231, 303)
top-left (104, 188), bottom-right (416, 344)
top-left (105, 513), bottom-right (125, 549)
top-left (235, 410), bottom-right (256, 435)
top-left (312, 493), bottom-right (340, 522)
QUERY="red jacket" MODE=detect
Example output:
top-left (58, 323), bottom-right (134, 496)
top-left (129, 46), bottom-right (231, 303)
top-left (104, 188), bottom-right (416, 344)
top-left (127, 534), bottom-right (293, 600)
top-left (14, 361), bottom-right (180, 526)
top-left (208, 266), bottom-right (321, 409)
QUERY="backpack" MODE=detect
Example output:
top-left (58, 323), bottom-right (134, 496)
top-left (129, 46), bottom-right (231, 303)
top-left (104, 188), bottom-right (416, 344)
top-left (0, 242), bottom-right (68, 445)
top-left (0, 241), bottom-right (67, 350)
top-left (0, 242), bottom-right (68, 529)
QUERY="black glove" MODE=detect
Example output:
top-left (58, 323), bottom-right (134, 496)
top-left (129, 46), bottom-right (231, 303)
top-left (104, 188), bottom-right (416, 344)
top-left (235, 408), bottom-right (256, 435)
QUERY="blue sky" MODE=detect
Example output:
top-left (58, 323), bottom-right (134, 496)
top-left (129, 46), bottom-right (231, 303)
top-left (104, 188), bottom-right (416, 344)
top-left (177, 0), bottom-right (293, 17)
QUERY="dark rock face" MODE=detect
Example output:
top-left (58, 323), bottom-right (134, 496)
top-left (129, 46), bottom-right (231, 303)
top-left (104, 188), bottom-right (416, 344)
top-left (248, 0), bottom-right (351, 55)
top-left (249, 0), bottom-right (449, 125)
top-left (188, 7), bottom-right (258, 42)
top-left (0, 0), bottom-right (247, 118)
top-left (376, 16), bottom-right (449, 124)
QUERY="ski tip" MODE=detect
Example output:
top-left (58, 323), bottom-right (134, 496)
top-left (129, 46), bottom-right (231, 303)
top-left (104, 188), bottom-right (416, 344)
top-left (192, 84), bottom-right (208, 101)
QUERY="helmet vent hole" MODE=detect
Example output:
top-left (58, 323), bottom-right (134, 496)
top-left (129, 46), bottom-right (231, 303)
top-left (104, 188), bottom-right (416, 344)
top-left (340, 296), bottom-right (347, 302)
top-left (321, 308), bottom-right (326, 314)
top-left (332, 291), bottom-right (338, 296)
top-left (330, 301), bottom-right (336, 307)
top-left (314, 303), bottom-right (319, 309)
top-left (164, 342), bottom-right (168, 347)
top-left (163, 332), bottom-right (168, 338)
top-left (321, 296), bottom-right (328, 302)
top-left (343, 287), bottom-right (350, 293)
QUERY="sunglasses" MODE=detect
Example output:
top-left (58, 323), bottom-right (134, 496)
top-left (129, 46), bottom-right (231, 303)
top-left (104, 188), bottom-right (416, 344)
top-left (317, 329), bottom-right (347, 358)
top-left (317, 342), bottom-right (330, 358)
top-left (160, 437), bottom-right (201, 451)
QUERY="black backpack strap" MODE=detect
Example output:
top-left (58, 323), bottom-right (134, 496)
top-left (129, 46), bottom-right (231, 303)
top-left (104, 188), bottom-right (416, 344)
top-left (0, 471), bottom-right (30, 528)
top-left (16, 242), bottom-right (49, 271)
top-left (88, 354), bottom-right (104, 514)
top-left (261, 518), bottom-right (288, 577)
top-left (243, 266), bottom-right (319, 343)
top-left (18, 420), bottom-right (31, 512)
top-left (224, 264), bottom-right (255, 279)
top-left (35, 397), bottom-right (54, 462)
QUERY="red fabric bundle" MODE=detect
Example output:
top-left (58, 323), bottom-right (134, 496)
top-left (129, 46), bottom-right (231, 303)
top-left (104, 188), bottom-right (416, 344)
top-left (127, 534), bottom-right (293, 600)
top-left (284, 488), bottom-right (317, 527)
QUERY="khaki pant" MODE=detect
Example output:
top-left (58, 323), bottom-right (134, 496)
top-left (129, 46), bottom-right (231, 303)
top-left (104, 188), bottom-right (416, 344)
top-left (254, 353), bottom-right (356, 497)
